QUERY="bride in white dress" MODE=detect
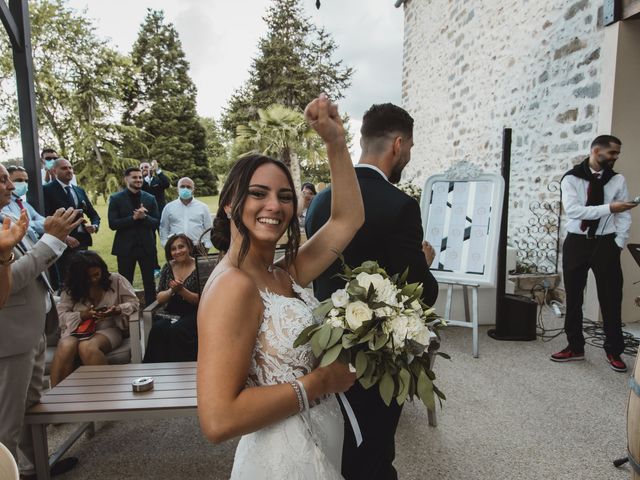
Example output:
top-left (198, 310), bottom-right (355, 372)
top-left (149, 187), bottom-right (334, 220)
top-left (197, 94), bottom-right (364, 479)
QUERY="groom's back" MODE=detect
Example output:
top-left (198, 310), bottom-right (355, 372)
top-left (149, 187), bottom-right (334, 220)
top-left (306, 167), bottom-right (438, 306)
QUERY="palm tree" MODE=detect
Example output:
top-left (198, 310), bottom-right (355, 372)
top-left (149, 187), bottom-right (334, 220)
top-left (235, 104), bottom-right (325, 191)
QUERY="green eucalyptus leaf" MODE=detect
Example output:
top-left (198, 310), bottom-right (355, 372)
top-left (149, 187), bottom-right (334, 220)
top-left (433, 384), bottom-right (446, 401)
top-left (372, 333), bottom-right (389, 351)
top-left (426, 369), bottom-right (436, 381)
top-left (313, 301), bottom-right (334, 321)
top-left (342, 333), bottom-right (358, 348)
top-left (310, 331), bottom-right (323, 357)
top-left (417, 370), bottom-right (435, 411)
top-left (355, 350), bottom-right (368, 378)
top-left (379, 372), bottom-right (395, 406)
top-left (327, 327), bottom-right (344, 348)
top-left (397, 367), bottom-right (411, 405)
top-left (319, 343), bottom-right (342, 367)
top-left (399, 267), bottom-right (409, 286)
top-left (294, 324), bottom-right (320, 348)
top-left (436, 351), bottom-right (451, 360)
top-left (317, 323), bottom-right (332, 349)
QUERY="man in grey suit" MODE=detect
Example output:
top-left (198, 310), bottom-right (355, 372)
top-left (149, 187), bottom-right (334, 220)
top-left (0, 164), bottom-right (82, 478)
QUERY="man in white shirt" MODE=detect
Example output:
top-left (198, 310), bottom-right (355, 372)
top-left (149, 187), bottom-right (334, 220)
top-left (551, 135), bottom-right (637, 372)
top-left (160, 177), bottom-right (213, 251)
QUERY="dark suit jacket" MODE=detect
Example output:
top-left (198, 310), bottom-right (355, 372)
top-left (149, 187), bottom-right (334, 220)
top-left (306, 167), bottom-right (438, 305)
top-left (141, 172), bottom-right (170, 212)
top-left (108, 189), bottom-right (159, 257)
top-left (306, 166), bottom-right (439, 480)
top-left (43, 180), bottom-right (100, 247)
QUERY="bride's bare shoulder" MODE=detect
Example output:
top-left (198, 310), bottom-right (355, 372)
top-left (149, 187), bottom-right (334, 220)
top-left (201, 264), bottom-right (259, 301)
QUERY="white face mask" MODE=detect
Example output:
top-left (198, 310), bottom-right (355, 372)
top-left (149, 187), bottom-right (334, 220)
top-left (13, 181), bottom-right (28, 197)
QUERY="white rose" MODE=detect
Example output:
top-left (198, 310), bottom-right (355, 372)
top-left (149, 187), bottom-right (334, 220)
top-left (355, 272), bottom-right (385, 292)
top-left (375, 306), bottom-right (394, 319)
top-left (331, 289), bottom-right (349, 308)
top-left (345, 301), bottom-right (373, 330)
top-left (329, 308), bottom-right (340, 317)
top-left (388, 315), bottom-right (410, 350)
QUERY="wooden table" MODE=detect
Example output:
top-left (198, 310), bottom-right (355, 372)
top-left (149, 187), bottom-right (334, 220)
top-left (25, 362), bottom-right (197, 480)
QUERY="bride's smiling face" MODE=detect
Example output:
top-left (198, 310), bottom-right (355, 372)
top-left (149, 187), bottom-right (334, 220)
top-left (239, 163), bottom-right (295, 244)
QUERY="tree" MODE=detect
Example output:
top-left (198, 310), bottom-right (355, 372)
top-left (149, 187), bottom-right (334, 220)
top-left (235, 104), bottom-right (326, 191)
top-left (200, 116), bottom-right (232, 194)
top-left (221, 0), bottom-right (353, 136)
top-left (0, 0), bottom-right (134, 198)
top-left (122, 9), bottom-right (215, 195)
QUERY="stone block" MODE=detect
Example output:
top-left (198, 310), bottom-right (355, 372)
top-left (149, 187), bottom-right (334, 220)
top-left (573, 83), bottom-right (600, 98)
top-left (573, 123), bottom-right (593, 134)
top-left (564, 0), bottom-right (589, 20)
top-left (556, 109), bottom-right (578, 123)
top-left (554, 37), bottom-right (587, 59)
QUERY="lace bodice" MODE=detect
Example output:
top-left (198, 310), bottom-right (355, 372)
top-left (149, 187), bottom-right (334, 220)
top-left (246, 280), bottom-right (320, 387)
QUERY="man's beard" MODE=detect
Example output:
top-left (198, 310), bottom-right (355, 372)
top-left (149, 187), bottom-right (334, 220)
top-left (597, 154), bottom-right (615, 170)
top-left (389, 164), bottom-right (404, 184)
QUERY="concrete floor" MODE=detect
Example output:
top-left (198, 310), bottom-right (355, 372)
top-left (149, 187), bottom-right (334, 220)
top-left (46, 314), bottom-right (636, 480)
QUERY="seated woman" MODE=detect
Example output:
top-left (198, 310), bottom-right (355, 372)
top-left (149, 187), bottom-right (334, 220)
top-left (143, 233), bottom-right (200, 363)
top-left (50, 251), bottom-right (140, 386)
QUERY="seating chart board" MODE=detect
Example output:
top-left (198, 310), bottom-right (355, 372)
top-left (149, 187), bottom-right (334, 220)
top-left (420, 167), bottom-right (504, 287)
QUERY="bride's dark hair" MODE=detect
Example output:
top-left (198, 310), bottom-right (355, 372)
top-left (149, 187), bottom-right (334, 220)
top-left (211, 154), bottom-right (300, 267)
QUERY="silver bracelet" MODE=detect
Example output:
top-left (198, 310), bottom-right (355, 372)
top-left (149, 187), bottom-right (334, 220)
top-left (294, 379), bottom-right (310, 411)
top-left (289, 381), bottom-right (304, 413)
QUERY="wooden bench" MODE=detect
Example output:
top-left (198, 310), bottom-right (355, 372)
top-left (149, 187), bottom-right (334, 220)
top-left (25, 362), bottom-right (197, 480)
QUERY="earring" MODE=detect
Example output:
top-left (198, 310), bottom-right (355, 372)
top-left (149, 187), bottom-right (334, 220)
top-left (226, 211), bottom-right (231, 219)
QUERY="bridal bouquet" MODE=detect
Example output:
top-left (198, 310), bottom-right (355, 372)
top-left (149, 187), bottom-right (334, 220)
top-left (295, 260), bottom-right (446, 410)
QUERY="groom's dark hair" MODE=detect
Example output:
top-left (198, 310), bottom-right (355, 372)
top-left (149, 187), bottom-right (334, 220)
top-left (361, 103), bottom-right (414, 142)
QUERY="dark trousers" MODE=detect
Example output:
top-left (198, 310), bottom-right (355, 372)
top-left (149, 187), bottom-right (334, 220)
top-left (143, 312), bottom-right (198, 363)
top-left (117, 252), bottom-right (156, 307)
top-left (562, 233), bottom-right (624, 355)
top-left (340, 382), bottom-right (403, 480)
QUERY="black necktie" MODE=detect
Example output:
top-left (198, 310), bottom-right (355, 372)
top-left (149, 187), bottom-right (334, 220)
top-left (65, 185), bottom-right (76, 208)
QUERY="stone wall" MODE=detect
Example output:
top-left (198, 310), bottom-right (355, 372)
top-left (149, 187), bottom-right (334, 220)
top-left (400, 0), bottom-right (607, 266)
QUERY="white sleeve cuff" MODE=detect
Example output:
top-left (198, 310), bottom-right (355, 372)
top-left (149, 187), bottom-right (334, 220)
top-left (39, 233), bottom-right (68, 257)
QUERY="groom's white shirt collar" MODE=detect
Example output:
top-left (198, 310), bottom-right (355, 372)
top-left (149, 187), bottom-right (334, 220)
top-left (355, 163), bottom-right (388, 182)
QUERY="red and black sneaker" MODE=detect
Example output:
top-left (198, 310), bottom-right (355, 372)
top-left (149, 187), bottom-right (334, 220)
top-left (550, 347), bottom-right (585, 362)
top-left (606, 354), bottom-right (627, 373)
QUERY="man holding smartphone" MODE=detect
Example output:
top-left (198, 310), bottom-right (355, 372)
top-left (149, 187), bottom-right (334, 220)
top-left (43, 158), bottom-right (100, 287)
top-left (551, 135), bottom-right (637, 372)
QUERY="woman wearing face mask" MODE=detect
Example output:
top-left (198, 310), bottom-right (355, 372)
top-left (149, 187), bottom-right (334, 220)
top-left (50, 251), bottom-right (139, 386)
top-left (159, 177), bottom-right (214, 253)
top-left (143, 233), bottom-right (200, 363)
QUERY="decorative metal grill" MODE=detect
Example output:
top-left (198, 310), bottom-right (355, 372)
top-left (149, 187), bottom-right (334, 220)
top-left (512, 181), bottom-right (562, 274)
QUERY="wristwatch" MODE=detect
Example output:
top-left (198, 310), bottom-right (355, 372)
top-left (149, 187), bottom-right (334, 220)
top-left (0, 251), bottom-right (15, 266)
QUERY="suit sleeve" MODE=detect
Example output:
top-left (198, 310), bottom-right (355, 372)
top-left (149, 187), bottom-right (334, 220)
top-left (9, 240), bottom-right (60, 293)
top-left (386, 199), bottom-right (439, 306)
top-left (108, 195), bottom-right (135, 231)
top-left (43, 185), bottom-right (56, 217)
top-left (144, 197), bottom-right (160, 229)
top-left (82, 190), bottom-right (101, 227)
top-left (157, 172), bottom-right (170, 190)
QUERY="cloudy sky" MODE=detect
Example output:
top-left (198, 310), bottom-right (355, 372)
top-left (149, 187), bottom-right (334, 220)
top-left (63, 0), bottom-right (406, 159)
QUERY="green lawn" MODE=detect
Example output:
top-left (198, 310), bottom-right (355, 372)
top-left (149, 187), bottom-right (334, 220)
top-left (91, 195), bottom-right (219, 289)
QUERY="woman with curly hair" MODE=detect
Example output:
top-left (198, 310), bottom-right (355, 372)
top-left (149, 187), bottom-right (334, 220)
top-left (49, 251), bottom-right (139, 386)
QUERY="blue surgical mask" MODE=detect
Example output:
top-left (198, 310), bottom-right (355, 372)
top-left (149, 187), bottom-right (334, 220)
top-left (178, 187), bottom-right (193, 200)
top-left (44, 159), bottom-right (56, 170)
top-left (13, 181), bottom-right (28, 197)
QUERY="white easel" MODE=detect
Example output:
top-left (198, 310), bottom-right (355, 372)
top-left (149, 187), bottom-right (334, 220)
top-left (420, 162), bottom-right (504, 358)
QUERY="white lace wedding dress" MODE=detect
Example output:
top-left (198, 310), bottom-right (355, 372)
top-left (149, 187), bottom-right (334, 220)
top-left (230, 279), bottom-right (345, 479)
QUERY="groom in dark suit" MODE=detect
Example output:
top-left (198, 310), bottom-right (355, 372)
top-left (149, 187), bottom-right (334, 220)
top-left (108, 167), bottom-right (160, 306)
top-left (306, 103), bottom-right (438, 480)
top-left (43, 158), bottom-right (100, 286)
